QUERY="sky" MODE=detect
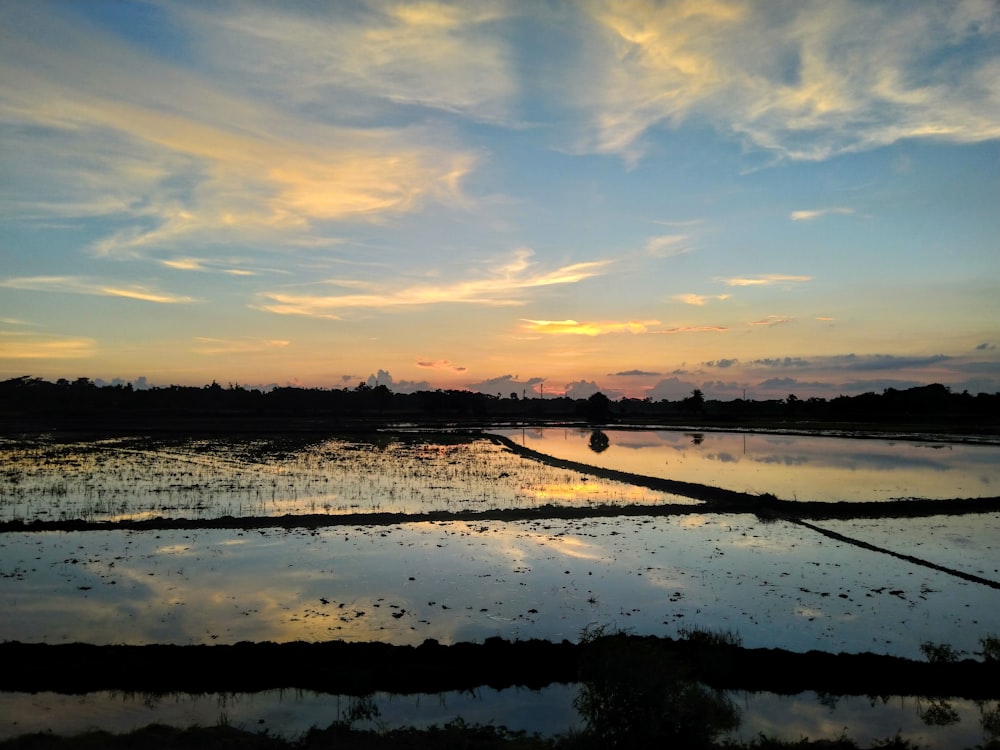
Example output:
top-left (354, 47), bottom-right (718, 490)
top-left (1, 0), bottom-right (998, 400)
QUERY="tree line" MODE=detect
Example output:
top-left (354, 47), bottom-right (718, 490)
top-left (1, 376), bottom-right (997, 428)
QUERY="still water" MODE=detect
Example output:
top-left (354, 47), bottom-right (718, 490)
top-left (1, 687), bottom-right (995, 749)
top-left (1, 430), bottom-right (999, 746)
top-left (495, 428), bottom-right (1000, 501)
top-left (2, 515), bottom-right (997, 657)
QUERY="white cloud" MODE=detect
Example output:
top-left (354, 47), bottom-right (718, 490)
top-left (790, 207), bottom-right (854, 221)
top-left (178, 1), bottom-right (520, 124)
top-left (0, 4), bottom-right (479, 259)
top-left (644, 234), bottom-right (691, 257)
top-left (578, 1), bottom-right (1000, 162)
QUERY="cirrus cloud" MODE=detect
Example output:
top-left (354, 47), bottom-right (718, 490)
top-left (721, 274), bottom-right (812, 287)
top-left (0, 276), bottom-right (194, 304)
top-left (257, 250), bottom-right (612, 319)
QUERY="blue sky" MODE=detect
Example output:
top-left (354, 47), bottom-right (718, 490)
top-left (1, 0), bottom-right (998, 399)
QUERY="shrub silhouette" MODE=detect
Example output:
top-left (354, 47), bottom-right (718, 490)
top-left (573, 627), bottom-right (739, 748)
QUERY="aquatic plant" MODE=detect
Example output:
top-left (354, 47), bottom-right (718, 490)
top-left (678, 626), bottom-right (744, 648)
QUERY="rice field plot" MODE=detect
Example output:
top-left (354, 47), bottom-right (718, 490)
top-left (0, 434), bottom-right (688, 523)
top-left (2, 513), bottom-right (997, 659)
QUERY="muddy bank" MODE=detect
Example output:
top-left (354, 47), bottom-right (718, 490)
top-left (3, 492), bottom-right (1000, 537)
top-left (1, 637), bottom-right (997, 700)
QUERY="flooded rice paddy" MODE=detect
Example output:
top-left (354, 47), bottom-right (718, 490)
top-left (0, 433), bottom-right (687, 523)
top-left (1, 428), bottom-right (999, 746)
top-left (497, 427), bottom-right (1000, 501)
top-left (2, 515), bottom-right (998, 654)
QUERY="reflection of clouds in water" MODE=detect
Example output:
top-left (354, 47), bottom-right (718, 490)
top-left (678, 515), bottom-right (710, 528)
top-left (4, 518), bottom-right (999, 657)
top-left (800, 452), bottom-right (950, 472)
top-left (506, 428), bottom-right (1000, 500)
top-left (735, 693), bottom-right (988, 750)
top-left (707, 452), bottom-right (740, 464)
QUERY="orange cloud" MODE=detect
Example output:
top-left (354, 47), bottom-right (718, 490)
top-left (416, 359), bottom-right (467, 372)
top-left (521, 319), bottom-right (659, 336)
top-left (0, 333), bottom-right (95, 359)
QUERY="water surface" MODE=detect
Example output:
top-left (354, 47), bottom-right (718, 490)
top-left (496, 428), bottom-right (1000, 501)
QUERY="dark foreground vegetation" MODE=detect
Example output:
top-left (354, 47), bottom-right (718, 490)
top-left (3, 632), bottom-right (999, 750)
top-left (3, 634), bottom-right (998, 698)
top-left (3, 376), bottom-right (999, 436)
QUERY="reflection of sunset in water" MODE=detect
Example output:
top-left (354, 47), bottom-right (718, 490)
top-left (3, 516), bottom-right (997, 659)
top-left (496, 429), bottom-right (1000, 501)
top-left (525, 481), bottom-right (688, 505)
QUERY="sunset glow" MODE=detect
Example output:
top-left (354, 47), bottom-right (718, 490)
top-left (1, 1), bottom-right (997, 399)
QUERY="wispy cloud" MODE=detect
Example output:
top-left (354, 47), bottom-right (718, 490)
top-left (521, 319), bottom-right (659, 336)
top-left (0, 5), bottom-right (479, 258)
top-left (578, 1), bottom-right (1000, 162)
top-left (790, 207), bottom-right (855, 221)
top-left (644, 234), bottom-right (691, 258)
top-left (416, 359), bottom-right (467, 372)
top-left (674, 293), bottom-right (731, 306)
top-left (161, 257), bottom-right (262, 277)
top-left (836, 353), bottom-right (951, 371)
top-left (257, 250), bottom-right (611, 318)
top-left (0, 333), bottom-right (96, 359)
top-left (0, 276), bottom-right (194, 304)
top-left (193, 337), bottom-right (290, 355)
top-left (610, 369), bottom-right (662, 377)
top-left (749, 315), bottom-right (792, 326)
top-left (656, 326), bottom-right (728, 334)
top-left (181, 2), bottom-right (519, 124)
top-left (720, 274), bottom-right (812, 287)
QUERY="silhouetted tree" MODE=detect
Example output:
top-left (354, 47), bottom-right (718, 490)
top-left (588, 429), bottom-right (610, 453)
top-left (684, 388), bottom-right (705, 415)
top-left (585, 391), bottom-right (612, 423)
